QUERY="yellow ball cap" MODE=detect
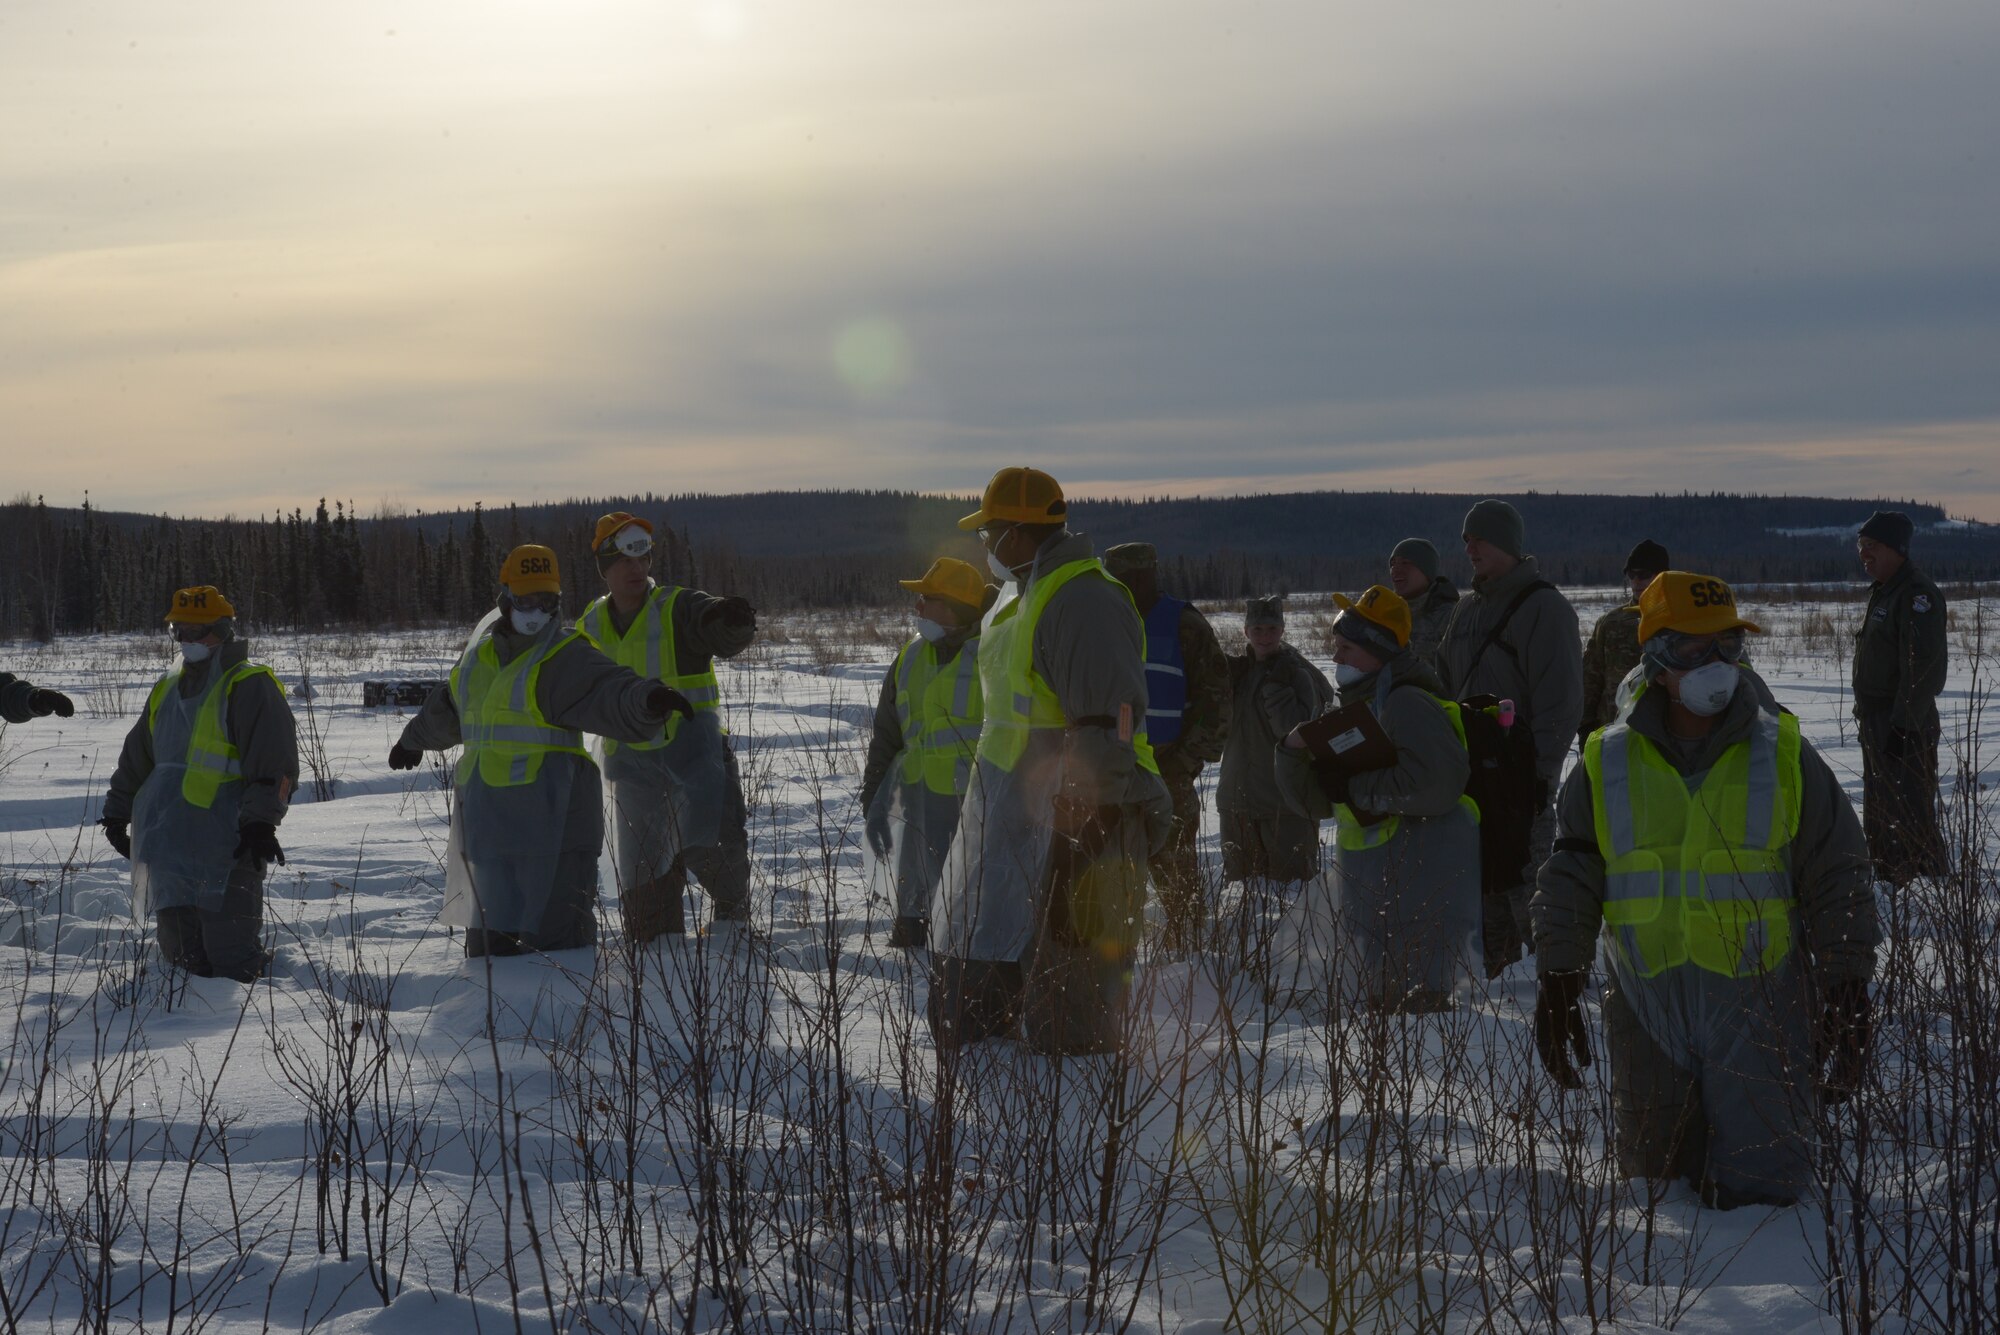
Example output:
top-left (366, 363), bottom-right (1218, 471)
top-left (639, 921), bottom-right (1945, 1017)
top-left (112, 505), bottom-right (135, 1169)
top-left (898, 557), bottom-right (990, 608)
top-left (957, 466), bottom-right (1067, 531)
top-left (1637, 571), bottom-right (1764, 643)
top-left (164, 585), bottom-right (235, 625)
top-left (1331, 584), bottom-right (1413, 648)
top-left (499, 544), bottom-right (562, 595)
top-left (593, 511), bottom-right (653, 552)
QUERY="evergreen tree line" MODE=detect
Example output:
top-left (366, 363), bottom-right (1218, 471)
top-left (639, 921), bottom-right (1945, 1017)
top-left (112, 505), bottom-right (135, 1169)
top-left (2, 488), bottom-right (1995, 639)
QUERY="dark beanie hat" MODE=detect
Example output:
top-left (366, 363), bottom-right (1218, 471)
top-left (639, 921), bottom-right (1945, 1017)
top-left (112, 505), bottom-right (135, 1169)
top-left (1462, 499), bottom-right (1525, 559)
top-left (1390, 537), bottom-right (1441, 581)
top-left (1624, 539), bottom-right (1670, 577)
top-left (1858, 510), bottom-right (1913, 555)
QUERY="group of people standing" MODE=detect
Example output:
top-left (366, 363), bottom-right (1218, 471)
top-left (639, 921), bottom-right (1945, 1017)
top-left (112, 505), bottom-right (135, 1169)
top-left (0, 474), bottom-right (1955, 1211)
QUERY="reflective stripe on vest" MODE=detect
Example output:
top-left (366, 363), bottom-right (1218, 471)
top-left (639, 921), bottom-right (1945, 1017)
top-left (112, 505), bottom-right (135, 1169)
top-left (1141, 594), bottom-right (1189, 748)
top-left (449, 627), bottom-right (590, 788)
top-left (1334, 691), bottom-right (1478, 849)
top-left (1586, 707), bottom-right (1802, 979)
top-left (892, 635), bottom-right (983, 796)
top-left (974, 557), bottom-right (1160, 776)
top-left (145, 660), bottom-right (281, 810)
top-left (578, 585), bottom-right (724, 755)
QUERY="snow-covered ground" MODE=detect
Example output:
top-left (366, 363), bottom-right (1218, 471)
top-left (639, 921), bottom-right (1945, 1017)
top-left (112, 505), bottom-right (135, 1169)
top-left (1, 590), bottom-right (1995, 1333)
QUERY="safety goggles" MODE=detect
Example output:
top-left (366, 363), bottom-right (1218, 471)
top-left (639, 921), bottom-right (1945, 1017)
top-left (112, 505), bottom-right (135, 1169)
top-left (510, 591), bottom-right (561, 616)
top-left (599, 525), bottom-right (654, 560)
top-left (168, 622), bottom-right (212, 644)
top-left (1649, 628), bottom-right (1747, 671)
top-left (975, 522), bottom-right (1015, 547)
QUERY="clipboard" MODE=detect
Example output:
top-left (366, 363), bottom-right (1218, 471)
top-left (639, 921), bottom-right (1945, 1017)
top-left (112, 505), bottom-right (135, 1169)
top-left (1294, 701), bottom-right (1398, 824)
top-left (1295, 701), bottom-right (1397, 774)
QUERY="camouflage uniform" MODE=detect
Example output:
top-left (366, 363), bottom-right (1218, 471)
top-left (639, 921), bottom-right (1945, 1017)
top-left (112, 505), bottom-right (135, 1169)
top-left (1218, 644), bottom-right (1332, 884)
top-left (1579, 603), bottom-right (1645, 742)
top-left (1148, 601), bottom-right (1233, 950)
top-left (1405, 577), bottom-right (1460, 671)
top-left (1852, 561), bottom-right (1949, 885)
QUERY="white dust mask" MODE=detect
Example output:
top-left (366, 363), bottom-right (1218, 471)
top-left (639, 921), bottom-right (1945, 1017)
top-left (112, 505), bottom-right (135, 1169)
top-left (986, 550), bottom-right (1018, 584)
top-left (916, 618), bottom-right (950, 644)
top-left (1675, 661), bottom-right (1739, 716)
top-left (179, 641), bottom-right (213, 664)
top-left (1334, 662), bottom-right (1371, 687)
top-left (512, 608), bottom-right (553, 636)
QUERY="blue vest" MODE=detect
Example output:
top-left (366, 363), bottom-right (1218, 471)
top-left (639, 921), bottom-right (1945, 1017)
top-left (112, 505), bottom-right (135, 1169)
top-left (1142, 595), bottom-right (1189, 747)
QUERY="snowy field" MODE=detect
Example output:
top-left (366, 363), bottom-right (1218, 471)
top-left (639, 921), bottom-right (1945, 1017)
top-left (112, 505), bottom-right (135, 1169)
top-left (1, 587), bottom-right (1996, 1333)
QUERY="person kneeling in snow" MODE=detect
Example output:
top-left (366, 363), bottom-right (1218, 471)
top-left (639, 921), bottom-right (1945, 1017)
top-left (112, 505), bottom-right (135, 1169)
top-left (100, 586), bottom-right (297, 983)
top-left (389, 544), bottom-right (694, 958)
top-left (1267, 585), bottom-right (1481, 1014)
top-left (1532, 571), bottom-right (1879, 1208)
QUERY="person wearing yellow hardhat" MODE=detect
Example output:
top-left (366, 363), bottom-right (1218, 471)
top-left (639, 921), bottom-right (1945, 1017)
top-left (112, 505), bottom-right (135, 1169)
top-left (574, 511), bottom-right (762, 942)
top-left (858, 557), bottom-right (995, 948)
top-left (388, 544), bottom-right (698, 958)
top-left (1268, 585), bottom-right (1481, 1013)
top-left (929, 467), bottom-right (1171, 1055)
top-left (99, 586), bottom-right (298, 982)
top-left (1532, 572), bottom-right (1879, 1208)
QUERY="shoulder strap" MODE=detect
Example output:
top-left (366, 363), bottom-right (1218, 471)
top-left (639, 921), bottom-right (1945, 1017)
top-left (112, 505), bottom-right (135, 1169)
top-left (1465, 579), bottom-right (1554, 682)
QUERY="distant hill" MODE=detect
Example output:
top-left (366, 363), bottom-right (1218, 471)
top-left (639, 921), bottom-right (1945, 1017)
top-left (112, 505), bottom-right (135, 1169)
top-left (3, 489), bottom-right (1995, 636)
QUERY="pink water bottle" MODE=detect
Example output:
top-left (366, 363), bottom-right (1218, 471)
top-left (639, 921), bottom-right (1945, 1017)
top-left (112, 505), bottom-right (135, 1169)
top-left (1498, 698), bottom-right (1516, 729)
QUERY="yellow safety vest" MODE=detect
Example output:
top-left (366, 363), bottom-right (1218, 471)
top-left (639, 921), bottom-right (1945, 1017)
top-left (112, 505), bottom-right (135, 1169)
top-left (974, 557), bottom-right (1159, 776)
top-left (1334, 691), bottom-right (1481, 850)
top-left (578, 585), bottom-right (723, 756)
top-left (1585, 708), bottom-right (1803, 979)
top-left (449, 629), bottom-right (591, 788)
top-left (144, 661), bottom-right (282, 809)
top-left (892, 636), bottom-right (983, 796)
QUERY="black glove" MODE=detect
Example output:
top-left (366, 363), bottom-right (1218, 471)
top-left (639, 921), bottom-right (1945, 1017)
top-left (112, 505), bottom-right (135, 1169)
top-left (1816, 978), bottom-right (1872, 1105)
top-left (712, 596), bottom-right (757, 630)
top-left (30, 689), bottom-right (75, 718)
top-left (1310, 759), bottom-right (1352, 806)
top-left (865, 808), bottom-right (893, 857)
top-left (101, 818), bottom-right (131, 860)
top-left (234, 821), bottom-right (286, 868)
top-left (387, 742), bottom-right (424, 771)
top-left (647, 686), bottom-right (696, 721)
top-left (1534, 969), bottom-right (1593, 1090)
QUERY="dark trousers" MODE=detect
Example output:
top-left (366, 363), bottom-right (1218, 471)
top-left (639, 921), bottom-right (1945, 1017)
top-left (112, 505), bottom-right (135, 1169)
top-left (464, 851), bottom-right (599, 958)
top-left (156, 856), bottom-right (268, 982)
top-left (683, 745), bottom-right (752, 922)
top-left (1150, 768), bottom-right (1205, 951)
top-left (1219, 809), bottom-right (1320, 885)
top-left (1859, 715), bottom-right (1947, 886)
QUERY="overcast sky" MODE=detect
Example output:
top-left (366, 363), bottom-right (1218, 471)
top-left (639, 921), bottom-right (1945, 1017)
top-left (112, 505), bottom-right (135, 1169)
top-left (5, 1), bottom-right (1997, 520)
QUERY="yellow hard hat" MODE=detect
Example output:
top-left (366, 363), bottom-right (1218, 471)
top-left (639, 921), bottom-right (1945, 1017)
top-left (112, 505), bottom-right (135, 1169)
top-left (499, 544), bottom-right (562, 595)
top-left (957, 466), bottom-right (1067, 531)
top-left (593, 511), bottom-right (653, 552)
top-left (1331, 584), bottom-right (1413, 649)
top-left (1637, 571), bottom-right (1764, 643)
top-left (164, 586), bottom-right (235, 625)
top-left (898, 557), bottom-right (990, 609)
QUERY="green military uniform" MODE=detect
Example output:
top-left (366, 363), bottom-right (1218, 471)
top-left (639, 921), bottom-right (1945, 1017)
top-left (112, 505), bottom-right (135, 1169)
top-left (1148, 601), bottom-right (1233, 951)
top-left (1405, 577), bottom-right (1460, 671)
top-left (1579, 603), bottom-right (1645, 743)
top-left (1852, 561), bottom-right (1949, 885)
